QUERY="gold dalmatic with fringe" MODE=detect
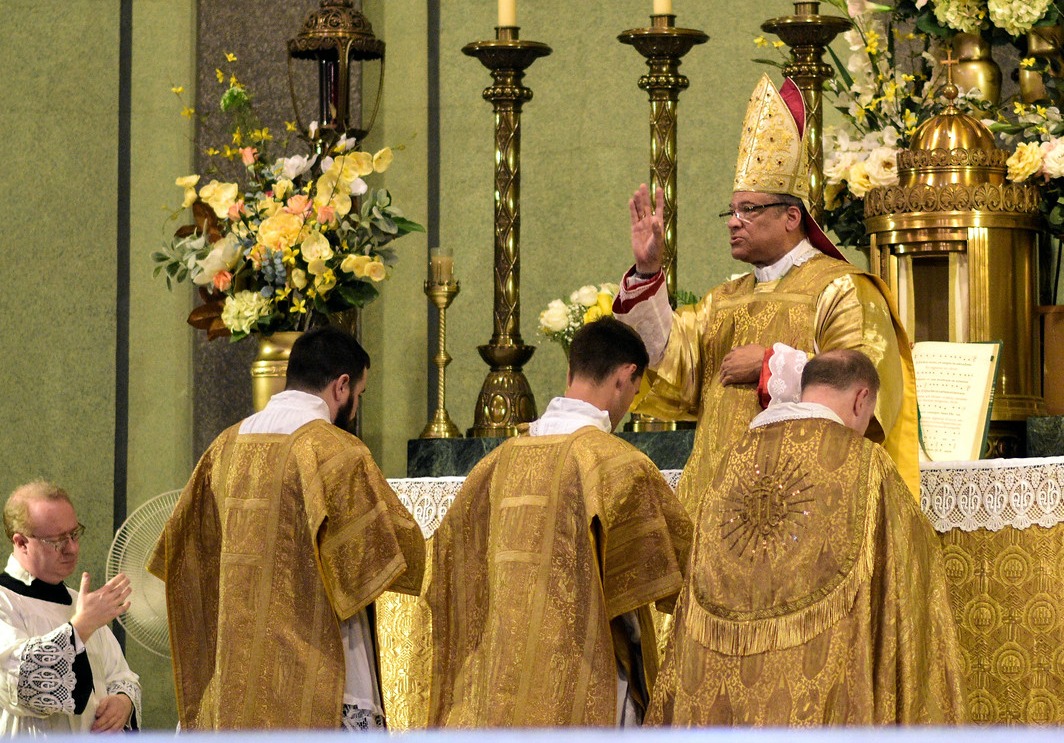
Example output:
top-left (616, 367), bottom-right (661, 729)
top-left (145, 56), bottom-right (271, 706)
top-left (428, 428), bottom-right (692, 727)
top-left (148, 421), bottom-right (425, 730)
top-left (648, 418), bottom-right (965, 725)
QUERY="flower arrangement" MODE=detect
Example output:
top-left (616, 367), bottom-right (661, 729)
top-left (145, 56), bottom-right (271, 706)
top-left (153, 55), bottom-right (424, 341)
top-left (539, 283), bottom-right (620, 351)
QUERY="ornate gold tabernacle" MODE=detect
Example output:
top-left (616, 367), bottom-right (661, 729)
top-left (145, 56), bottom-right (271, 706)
top-left (864, 77), bottom-right (1046, 455)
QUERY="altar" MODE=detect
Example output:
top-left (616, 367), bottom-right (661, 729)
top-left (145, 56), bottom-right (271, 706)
top-left (377, 456), bottom-right (1064, 728)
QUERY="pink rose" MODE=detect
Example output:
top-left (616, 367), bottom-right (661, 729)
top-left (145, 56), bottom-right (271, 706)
top-left (227, 200), bottom-right (245, 221)
top-left (213, 271), bottom-right (233, 292)
top-left (317, 205), bottom-right (336, 225)
top-left (284, 194), bottom-right (313, 215)
top-left (240, 147), bottom-right (258, 166)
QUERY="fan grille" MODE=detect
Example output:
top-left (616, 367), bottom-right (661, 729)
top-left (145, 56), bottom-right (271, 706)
top-left (106, 489), bottom-right (181, 658)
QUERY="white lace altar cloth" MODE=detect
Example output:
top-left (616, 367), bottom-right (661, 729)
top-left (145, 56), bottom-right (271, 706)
top-left (391, 459), bottom-right (1064, 538)
top-left (919, 455), bottom-right (1064, 533)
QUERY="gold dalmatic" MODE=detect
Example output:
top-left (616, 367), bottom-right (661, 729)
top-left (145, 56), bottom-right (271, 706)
top-left (428, 428), bottom-right (692, 727)
top-left (148, 421), bottom-right (425, 730)
top-left (649, 418), bottom-right (966, 725)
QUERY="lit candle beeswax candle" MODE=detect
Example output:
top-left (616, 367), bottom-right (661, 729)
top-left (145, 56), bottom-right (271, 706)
top-left (653, 0), bottom-right (672, 14)
top-left (498, 0), bottom-right (517, 26)
top-left (430, 247), bottom-right (454, 284)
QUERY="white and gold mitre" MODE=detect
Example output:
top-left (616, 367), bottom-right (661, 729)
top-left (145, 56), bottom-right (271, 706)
top-left (733, 73), bottom-right (811, 202)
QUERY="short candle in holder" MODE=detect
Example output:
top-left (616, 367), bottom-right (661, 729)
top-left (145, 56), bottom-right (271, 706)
top-left (430, 246), bottom-right (454, 284)
top-left (653, 0), bottom-right (673, 14)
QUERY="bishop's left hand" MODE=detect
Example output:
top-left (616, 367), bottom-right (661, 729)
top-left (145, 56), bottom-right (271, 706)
top-left (719, 344), bottom-right (766, 386)
top-left (91, 693), bottom-right (132, 733)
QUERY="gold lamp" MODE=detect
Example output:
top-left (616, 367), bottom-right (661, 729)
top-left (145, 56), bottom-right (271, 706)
top-left (864, 58), bottom-right (1046, 456)
top-left (287, 0), bottom-right (385, 145)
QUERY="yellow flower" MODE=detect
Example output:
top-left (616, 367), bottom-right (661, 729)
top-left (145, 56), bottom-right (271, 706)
top-left (180, 106), bottom-right (195, 119)
top-left (754, 36), bottom-right (768, 47)
top-left (595, 291), bottom-right (614, 318)
top-left (1014, 101), bottom-right (1028, 115)
top-left (340, 254), bottom-right (372, 277)
top-left (225, 51), bottom-right (237, 62)
top-left (332, 151), bottom-right (374, 180)
top-left (301, 230), bottom-right (334, 263)
top-left (251, 127), bottom-right (272, 143)
top-left (257, 211), bottom-right (305, 249)
top-left (291, 296), bottom-right (307, 314)
top-left (583, 305), bottom-right (604, 324)
top-left (823, 181), bottom-right (844, 211)
top-left (176, 174), bottom-right (200, 208)
top-left (772, 40), bottom-right (785, 49)
top-left (1037, 105), bottom-right (1048, 118)
top-left (231, 128), bottom-right (243, 146)
top-left (285, 120), bottom-right (298, 132)
top-left (314, 269), bottom-right (337, 294)
top-left (215, 68), bottom-right (224, 83)
top-left (229, 74), bottom-right (238, 87)
top-left (365, 260), bottom-right (387, 282)
top-left (171, 85), bottom-right (184, 95)
top-left (199, 180), bottom-right (240, 219)
top-left (205, 146), bottom-right (219, 156)
top-left (1021, 57), bottom-right (1036, 69)
top-left (1006, 142), bottom-right (1042, 183)
top-left (222, 145), bottom-right (238, 160)
top-left (290, 268), bottom-right (308, 290)
top-left (274, 178), bottom-right (294, 201)
top-left (256, 197), bottom-right (282, 218)
top-left (847, 161), bottom-right (873, 198)
top-left (372, 147), bottom-right (394, 173)
top-left (865, 29), bottom-right (880, 55)
top-left (306, 258), bottom-right (328, 276)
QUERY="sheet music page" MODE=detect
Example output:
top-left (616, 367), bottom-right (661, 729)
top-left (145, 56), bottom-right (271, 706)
top-left (912, 342), bottom-right (997, 461)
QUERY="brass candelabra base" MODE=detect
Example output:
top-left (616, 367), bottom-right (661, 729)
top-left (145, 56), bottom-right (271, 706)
top-left (420, 280), bottom-right (463, 439)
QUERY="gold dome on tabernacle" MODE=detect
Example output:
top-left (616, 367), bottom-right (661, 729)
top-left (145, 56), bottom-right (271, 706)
top-left (865, 59), bottom-right (1038, 215)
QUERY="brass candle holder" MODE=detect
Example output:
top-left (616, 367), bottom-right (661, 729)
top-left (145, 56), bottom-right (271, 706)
top-left (762, 1), bottom-right (851, 223)
top-left (619, 14), bottom-right (707, 301)
top-left (463, 27), bottom-right (551, 437)
top-left (420, 278), bottom-right (463, 439)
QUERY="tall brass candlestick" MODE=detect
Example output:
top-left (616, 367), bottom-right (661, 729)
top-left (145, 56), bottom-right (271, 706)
top-left (619, 14), bottom-right (708, 300)
top-left (762, 1), bottom-right (851, 223)
top-left (420, 279), bottom-right (462, 439)
top-left (463, 27), bottom-right (551, 437)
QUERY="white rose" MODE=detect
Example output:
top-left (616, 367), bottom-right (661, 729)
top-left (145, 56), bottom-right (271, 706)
top-left (598, 282), bottom-right (619, 297)
top-left (300, 230), bottom-right (334, 263)
top-left (540, 299), bottom-right (570, 333)
top-left (1042, 140), bottom-right (1064, 179)
top-left (824, 151), bottom-right (859, 184)
top-left (570, 285), bottom-right (599, 307)
top-left (279, 154), bottom-right (316, 181)
top-left (865, 147), bottom-right (901, 188)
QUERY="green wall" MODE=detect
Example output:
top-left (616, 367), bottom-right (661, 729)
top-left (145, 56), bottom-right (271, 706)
top-left (0, 0), bottom-right (861, 728)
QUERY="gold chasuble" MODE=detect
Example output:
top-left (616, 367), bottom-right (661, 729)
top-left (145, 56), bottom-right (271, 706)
top-left (635, 254), bottom-right (920, 506)
top-left (649, 417), bottom-right (965, 726)
top-left (428, 427), bottom-right (692, 727)
top-left (148, 421), bottom-right (425, 730)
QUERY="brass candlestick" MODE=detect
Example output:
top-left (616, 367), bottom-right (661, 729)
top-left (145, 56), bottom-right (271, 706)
top-left (762, 1), bottom-right (851, 223)
top-left (420, 280), bottom-right (462, 439)
top-left (463, 27), bottom-right (551, 437)
top-left (619, 14), bottom-right (708, 301)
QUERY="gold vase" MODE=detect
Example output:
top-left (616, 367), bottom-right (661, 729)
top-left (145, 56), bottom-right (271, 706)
top-left (951, 32), bottom-right (1001, 105)
top-left (1020, 25), bottom-right (1064, 103)
top-left (250, 331), bottom-right (303, 412)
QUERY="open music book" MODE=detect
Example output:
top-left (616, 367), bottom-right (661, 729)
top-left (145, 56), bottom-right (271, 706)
top-left (912, 340), bottom-right (1001, 462)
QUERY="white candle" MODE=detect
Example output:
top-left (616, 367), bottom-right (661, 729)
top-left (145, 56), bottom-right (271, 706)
top-left (430, 247), bottom-right (454, 284)
top-left (498, 0), bottom-right (517, 26)
top-left (653, 0), bottom-right (673, 14)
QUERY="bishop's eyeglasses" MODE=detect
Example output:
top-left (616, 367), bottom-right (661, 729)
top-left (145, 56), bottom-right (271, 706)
top-left (718, 202), bottom-right (792, 223)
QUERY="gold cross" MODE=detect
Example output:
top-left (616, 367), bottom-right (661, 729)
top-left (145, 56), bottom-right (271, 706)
top-left (942, 47), bottom-right (957, 86)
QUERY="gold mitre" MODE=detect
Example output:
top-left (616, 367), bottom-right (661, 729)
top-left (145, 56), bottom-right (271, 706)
top-left (733, 73), bottom-right (811, 203)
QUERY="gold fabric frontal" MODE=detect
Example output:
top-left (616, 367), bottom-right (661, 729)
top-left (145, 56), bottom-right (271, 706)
top-left (733, 73), bottom-right (811, 202)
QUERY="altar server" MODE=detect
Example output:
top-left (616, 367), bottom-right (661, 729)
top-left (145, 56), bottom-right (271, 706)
top-left (429, 317), bottom-right (692, 727)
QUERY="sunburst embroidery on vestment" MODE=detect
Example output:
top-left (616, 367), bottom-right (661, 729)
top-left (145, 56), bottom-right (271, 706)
top-left (719, 456), bottom-right (814, 560)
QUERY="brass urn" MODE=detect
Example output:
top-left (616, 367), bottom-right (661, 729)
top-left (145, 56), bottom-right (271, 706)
top-left (864, 79), bottom-right (1045, 455)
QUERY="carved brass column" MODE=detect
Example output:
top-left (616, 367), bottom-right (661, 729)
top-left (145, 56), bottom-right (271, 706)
top-left (463, 28), bottom-right (551, 437)
top-left (618, 14), bottom-right (707, 301)
top-left (762, 1), bottom-right (851, 222)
